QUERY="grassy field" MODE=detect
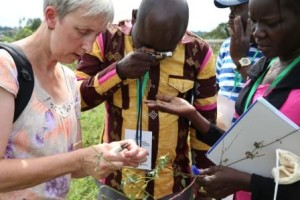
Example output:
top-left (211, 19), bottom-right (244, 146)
top-left (67, 105), bottom-right (104, 200)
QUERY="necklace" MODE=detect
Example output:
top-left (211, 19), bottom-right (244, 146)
top-left (244, 56), bottom-right (300, 112)
top-left (266, 60), bottom-right (285, 75)
top-left (266, 65), bottom-right (284, 75)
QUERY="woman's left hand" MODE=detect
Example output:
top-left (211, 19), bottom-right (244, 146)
top-left (116, 139), bottom-right (149, 167)
top-left (80, 139), bottom-right (148, 180)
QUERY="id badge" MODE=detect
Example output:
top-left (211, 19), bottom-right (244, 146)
top-left (125, 129), bottom-right (152, 170)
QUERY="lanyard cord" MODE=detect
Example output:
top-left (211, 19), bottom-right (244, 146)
top-left (273, 149), bottom-right (280, 200)
top-left (136, 72), bottom-right (149, 146)
top-left (250, 49), bottom-right (260, 63)
top-left (244, 56), bottom-right (300, 112)
top-left (233, 71), bottom-right (243, 88)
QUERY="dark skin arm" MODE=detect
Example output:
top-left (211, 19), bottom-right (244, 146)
top-left (145, 94), bottom-right (211, 134)
top-left (116, 51), bottom-right (155, 79)
top-left (198, 166), bottom-right (252, 199)
top-left (145, 95), bottom-right (252, 199)
top-left (76, 49), bottom-right (156, 111)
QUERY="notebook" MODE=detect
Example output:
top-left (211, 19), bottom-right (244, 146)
top-left (206, 97), bottom-right (300, 177)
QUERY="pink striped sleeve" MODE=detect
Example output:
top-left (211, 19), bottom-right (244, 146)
top-left (97, 34), bottom-right (105, 58)
top-left (194, 103), bottom-right (217, 111)
top-left (98, 68), bottom-right (117, 84)
top-left (199, 48), bottom-right (213, 72)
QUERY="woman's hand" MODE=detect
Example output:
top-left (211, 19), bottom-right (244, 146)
top-left (197, 166), bottom-right (251, 199)
top-left (80, 139), bottom-right (148, 180)
top-left (228, 16), bottom-right (252, 65)
top-left (118, 139), bottom-right (149, 167)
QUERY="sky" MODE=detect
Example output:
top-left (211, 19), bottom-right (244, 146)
top-left (0, 0), bottom-right (229, 32)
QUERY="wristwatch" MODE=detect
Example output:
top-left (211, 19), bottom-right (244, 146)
top-left (236, 57), bottom-right (251, 71)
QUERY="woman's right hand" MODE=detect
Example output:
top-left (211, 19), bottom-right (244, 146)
top-left (197, 166), bottom-right (251, 199)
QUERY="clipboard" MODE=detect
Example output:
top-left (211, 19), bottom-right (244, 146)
top-left (206, 97), bottom-right (300, 177)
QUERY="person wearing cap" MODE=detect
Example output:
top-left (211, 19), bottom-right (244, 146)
top-left (214, 0), bottom-right (263, 130)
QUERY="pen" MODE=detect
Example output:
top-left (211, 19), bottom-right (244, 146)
top-left (110, 142), bottom-right (130, 153)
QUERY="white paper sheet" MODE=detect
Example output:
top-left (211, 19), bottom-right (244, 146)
top-left (207, 97), bottom-right (300, 177)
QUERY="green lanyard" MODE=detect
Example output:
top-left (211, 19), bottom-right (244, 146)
top-left (135, 72), bottom-right (149, 146)
top-left (244, 56), bottom-right (300, 112)
top-left (233, 71), bottom-right (243, 88)
top-left (250, 50), bottom-right (260, 63)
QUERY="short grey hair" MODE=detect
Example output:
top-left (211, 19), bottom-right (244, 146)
top-left (43, 0), bottom-right (114, 24)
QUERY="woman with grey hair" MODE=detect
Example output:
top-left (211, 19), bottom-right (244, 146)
top-left (0, 0), bottom-right (148, 199)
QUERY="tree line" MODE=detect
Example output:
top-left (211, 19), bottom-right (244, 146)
top-left (0, 18), bottom-right (228, 43)
top-left (0, 18), bottom-right (42, 42)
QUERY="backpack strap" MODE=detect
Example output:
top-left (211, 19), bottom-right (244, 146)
top-left (0, 43), bottom-right (34, 122)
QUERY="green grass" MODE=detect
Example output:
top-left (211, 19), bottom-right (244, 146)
top-left (67, 105), bottom-right (104, 200)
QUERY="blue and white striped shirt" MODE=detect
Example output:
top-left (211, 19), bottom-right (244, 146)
top-left (216, 38), bottom-right (263, 124)
top-left (216, 38), bottom-right (263, 101)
